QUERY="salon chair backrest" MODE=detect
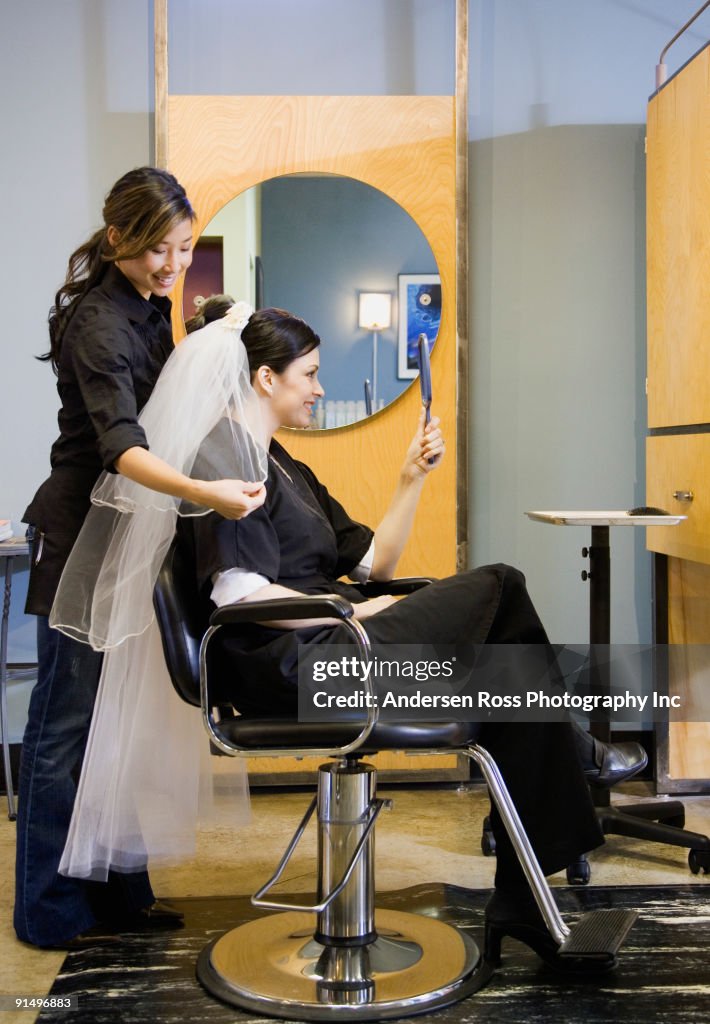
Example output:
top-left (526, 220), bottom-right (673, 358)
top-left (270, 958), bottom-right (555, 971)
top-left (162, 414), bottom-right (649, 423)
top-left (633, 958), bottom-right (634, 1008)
top-left (153, 536), bottom-right (207, 707)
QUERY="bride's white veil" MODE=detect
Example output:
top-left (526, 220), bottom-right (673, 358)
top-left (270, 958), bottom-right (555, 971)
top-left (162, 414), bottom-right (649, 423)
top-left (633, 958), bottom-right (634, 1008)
top-left (50, 302), bottom-right (268, 880)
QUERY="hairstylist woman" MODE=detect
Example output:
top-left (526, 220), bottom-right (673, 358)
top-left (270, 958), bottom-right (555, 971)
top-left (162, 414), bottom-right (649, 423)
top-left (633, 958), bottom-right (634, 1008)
top-left (15, 167), bottom-right (265, 949)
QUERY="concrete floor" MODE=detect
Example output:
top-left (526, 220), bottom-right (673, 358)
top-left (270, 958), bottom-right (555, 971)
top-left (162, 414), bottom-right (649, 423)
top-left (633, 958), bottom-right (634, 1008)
top-left (2, 779), bottom-right (709, 1024)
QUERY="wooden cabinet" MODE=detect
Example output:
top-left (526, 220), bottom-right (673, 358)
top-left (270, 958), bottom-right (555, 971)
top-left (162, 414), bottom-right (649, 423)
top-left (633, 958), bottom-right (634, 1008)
top-left (646, 434), bottom-right (710, 563)
top-left (646, 44), bottom-right (710, 794)
top-left (646, 44), bottom-right (710, 430)
top-left (655, 558), bottom-right (710, 793)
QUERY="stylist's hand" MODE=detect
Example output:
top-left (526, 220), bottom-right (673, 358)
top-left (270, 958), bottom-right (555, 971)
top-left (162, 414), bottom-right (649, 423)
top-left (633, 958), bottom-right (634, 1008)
top-left (401, 409), bottom-right (445, 480)
top-left (352, 594), bottom-right (399, 620)
top-left (202, 479), bottom-right (267, 519)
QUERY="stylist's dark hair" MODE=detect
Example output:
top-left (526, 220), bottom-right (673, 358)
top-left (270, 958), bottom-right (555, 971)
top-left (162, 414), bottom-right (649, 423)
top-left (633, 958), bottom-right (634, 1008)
top-left (184, 293), bottom-right (236, 334)
top-left (240, 307), bottom-right (321, 377)
top-left (40, 166), bottom-right (195, 372)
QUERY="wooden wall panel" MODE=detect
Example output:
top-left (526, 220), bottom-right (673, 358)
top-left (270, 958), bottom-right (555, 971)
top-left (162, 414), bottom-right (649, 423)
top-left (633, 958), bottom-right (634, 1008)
top-left (666, 557), bottom-right (710, 783)
top-left (646, 45), bottom-right (710, 429)
top-left (168, 95), bottom-right (458, 579)
top-left (647, 46), bottom-right (710, 791)
top-left (154, 0), bottom-right (168, 168)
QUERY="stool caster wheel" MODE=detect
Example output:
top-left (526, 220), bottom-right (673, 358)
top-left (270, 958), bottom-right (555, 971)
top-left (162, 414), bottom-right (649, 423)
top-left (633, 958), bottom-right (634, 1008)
top-left (566, 856), bottom-right (591, 885)
top-left (689, 849), bottom-right (710, 875)
top-left (481, 815), bottom-right (496, 856)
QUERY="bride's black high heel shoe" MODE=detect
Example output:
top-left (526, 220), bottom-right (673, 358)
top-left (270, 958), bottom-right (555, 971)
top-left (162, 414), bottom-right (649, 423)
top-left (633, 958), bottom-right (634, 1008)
top-left (484, 890), bottom-right (617, 974)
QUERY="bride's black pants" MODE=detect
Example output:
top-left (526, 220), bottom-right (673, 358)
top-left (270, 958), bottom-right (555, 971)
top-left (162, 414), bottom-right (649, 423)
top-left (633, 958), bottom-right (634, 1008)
top-left (223, 564), bottom-right (605, 887)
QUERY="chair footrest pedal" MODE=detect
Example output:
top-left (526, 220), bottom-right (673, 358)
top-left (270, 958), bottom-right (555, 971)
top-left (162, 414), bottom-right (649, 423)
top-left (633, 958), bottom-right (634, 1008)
top-left (559, 909), bottom-right (638, 957)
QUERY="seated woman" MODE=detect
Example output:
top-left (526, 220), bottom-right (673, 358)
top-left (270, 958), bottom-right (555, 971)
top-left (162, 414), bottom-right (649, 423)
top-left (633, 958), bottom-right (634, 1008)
top-left (182, 307), bottom-right (637, 972)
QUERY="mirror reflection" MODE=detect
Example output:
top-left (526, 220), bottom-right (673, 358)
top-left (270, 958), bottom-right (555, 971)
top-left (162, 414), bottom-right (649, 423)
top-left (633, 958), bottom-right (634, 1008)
top-left (184, 174), bottom-right (440, 429)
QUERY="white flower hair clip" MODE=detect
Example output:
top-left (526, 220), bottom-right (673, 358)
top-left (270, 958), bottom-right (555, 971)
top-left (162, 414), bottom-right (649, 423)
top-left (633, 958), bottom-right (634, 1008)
top-left (223, 301), bottom-right (254, 330)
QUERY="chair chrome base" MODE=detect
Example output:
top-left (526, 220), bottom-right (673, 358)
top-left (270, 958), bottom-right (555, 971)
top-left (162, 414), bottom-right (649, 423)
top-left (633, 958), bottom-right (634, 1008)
top-left (197, 908), bottom-right (490, 1021)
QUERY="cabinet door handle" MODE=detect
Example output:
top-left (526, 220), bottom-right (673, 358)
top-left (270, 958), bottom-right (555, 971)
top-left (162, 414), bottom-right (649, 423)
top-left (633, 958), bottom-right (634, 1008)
top-left (672, 490), bottom-right (694, 503)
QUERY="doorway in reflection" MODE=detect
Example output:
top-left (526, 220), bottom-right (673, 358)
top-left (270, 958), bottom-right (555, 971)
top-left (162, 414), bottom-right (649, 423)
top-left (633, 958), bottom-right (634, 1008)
top-left (184, 174), bottom-right (440, 429)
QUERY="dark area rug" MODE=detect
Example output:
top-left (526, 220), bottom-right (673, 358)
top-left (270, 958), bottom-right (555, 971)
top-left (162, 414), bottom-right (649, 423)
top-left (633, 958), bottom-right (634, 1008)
top-left (39, 883), bottom-right (710, 1024)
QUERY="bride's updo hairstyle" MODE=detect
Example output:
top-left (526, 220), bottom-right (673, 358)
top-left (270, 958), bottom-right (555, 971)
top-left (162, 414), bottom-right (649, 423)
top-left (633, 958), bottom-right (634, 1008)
top-left (241, 307), bottom-right (320, 378)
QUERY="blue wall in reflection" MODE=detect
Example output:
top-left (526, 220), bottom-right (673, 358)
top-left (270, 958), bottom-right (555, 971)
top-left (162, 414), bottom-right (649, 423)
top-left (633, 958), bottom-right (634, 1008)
top-left (261, 176), bottom-right (437, 408)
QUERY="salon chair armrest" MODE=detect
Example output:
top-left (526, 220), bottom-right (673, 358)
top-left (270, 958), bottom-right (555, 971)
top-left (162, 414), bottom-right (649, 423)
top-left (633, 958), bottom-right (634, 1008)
top-left (209, 593), bottom-right (355, 626)
top-left (203, 592), bottom-right (379, 759)
top-left (351, 578), bottom-right (435, 597)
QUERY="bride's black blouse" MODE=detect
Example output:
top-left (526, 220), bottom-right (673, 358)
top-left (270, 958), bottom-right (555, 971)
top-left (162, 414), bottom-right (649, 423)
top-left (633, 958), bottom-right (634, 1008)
top-left (184, 439), bottom-right (373, 713)
top-left (191, 439), bottom-right (373, 597)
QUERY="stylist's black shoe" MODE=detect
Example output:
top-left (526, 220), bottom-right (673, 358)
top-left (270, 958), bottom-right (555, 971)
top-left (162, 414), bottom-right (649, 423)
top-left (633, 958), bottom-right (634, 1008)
top-left (39, 926), bottom-right (123, 951)
top-left (584, 739), bottom-right (648, 788)
top-left (484, 890), bottom-right (617, 974)
top-left (40, 902), bottom-right (185, 948)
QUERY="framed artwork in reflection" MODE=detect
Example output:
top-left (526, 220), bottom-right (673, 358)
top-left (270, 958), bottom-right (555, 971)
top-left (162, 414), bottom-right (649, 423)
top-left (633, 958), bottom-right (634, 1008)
top-left (397, 274), bottom-right (441, 379)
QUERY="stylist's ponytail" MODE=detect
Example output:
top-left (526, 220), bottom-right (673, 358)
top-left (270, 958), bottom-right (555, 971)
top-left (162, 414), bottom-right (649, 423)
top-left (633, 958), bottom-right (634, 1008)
top-left (43, 229), bottom-right (111, 367)
top-left (39, 166), bottom-right (194, 372)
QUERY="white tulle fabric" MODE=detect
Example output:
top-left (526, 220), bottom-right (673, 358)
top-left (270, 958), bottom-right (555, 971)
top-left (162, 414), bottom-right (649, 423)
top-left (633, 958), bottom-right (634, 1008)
top-left (50, 305), bottom-right (268, 880)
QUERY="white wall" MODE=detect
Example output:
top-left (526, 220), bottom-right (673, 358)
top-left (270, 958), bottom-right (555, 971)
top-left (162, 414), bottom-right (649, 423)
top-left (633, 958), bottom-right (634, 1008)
top-left (2, 0), bottom-right (708, 668)
top-left (201, 188), bottom-right (259, 308)
top-left (166, 0), bottom-right (456, 94)
top-left (467, 0), bottom-right (707, 643)
top-left (1, 0), bottom-right (153, 662)
top-left (470, 0), bottom-right (708, 139)
top-left (470, 123), bottom-right (647, 642)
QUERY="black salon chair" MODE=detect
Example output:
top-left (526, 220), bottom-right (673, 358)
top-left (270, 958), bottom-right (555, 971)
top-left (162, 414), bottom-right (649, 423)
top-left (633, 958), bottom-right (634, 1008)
top-left (153, 540), bottom-right (637, 1022)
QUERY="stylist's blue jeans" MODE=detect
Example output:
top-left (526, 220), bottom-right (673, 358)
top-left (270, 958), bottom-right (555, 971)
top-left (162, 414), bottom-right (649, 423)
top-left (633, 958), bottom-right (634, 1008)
top-left (14, 617), bottom-right (153, 947)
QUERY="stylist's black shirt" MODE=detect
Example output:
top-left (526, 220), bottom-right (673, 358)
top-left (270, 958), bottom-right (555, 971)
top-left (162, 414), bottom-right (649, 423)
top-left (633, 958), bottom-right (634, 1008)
top-left (24, 264), bottom-right (173, 615)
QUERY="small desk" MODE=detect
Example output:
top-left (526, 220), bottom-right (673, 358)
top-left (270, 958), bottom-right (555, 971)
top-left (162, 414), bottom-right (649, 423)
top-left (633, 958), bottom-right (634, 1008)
top-left (526, 512), bottom-right (684, 804)
top-left (523, 512), bottom-right (710, 881)
top-left (526, 510), bottom-right (684, 646)
top-left (1, 537), bottom-right (30, 820)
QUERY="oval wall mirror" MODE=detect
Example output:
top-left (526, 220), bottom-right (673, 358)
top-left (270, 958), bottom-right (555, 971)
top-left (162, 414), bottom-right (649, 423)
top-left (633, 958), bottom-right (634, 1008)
top-left (183, 173), bottom-right (441, 429)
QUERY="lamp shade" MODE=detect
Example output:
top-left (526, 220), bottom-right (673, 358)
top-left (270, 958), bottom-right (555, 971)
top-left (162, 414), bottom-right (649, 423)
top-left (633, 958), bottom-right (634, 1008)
top-left (358, 292), bottom-right (392, 331)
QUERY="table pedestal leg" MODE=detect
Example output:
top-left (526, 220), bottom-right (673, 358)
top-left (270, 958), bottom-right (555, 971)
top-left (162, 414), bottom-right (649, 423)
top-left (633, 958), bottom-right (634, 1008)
top-left (588, 526), bottom-right (611, 810)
